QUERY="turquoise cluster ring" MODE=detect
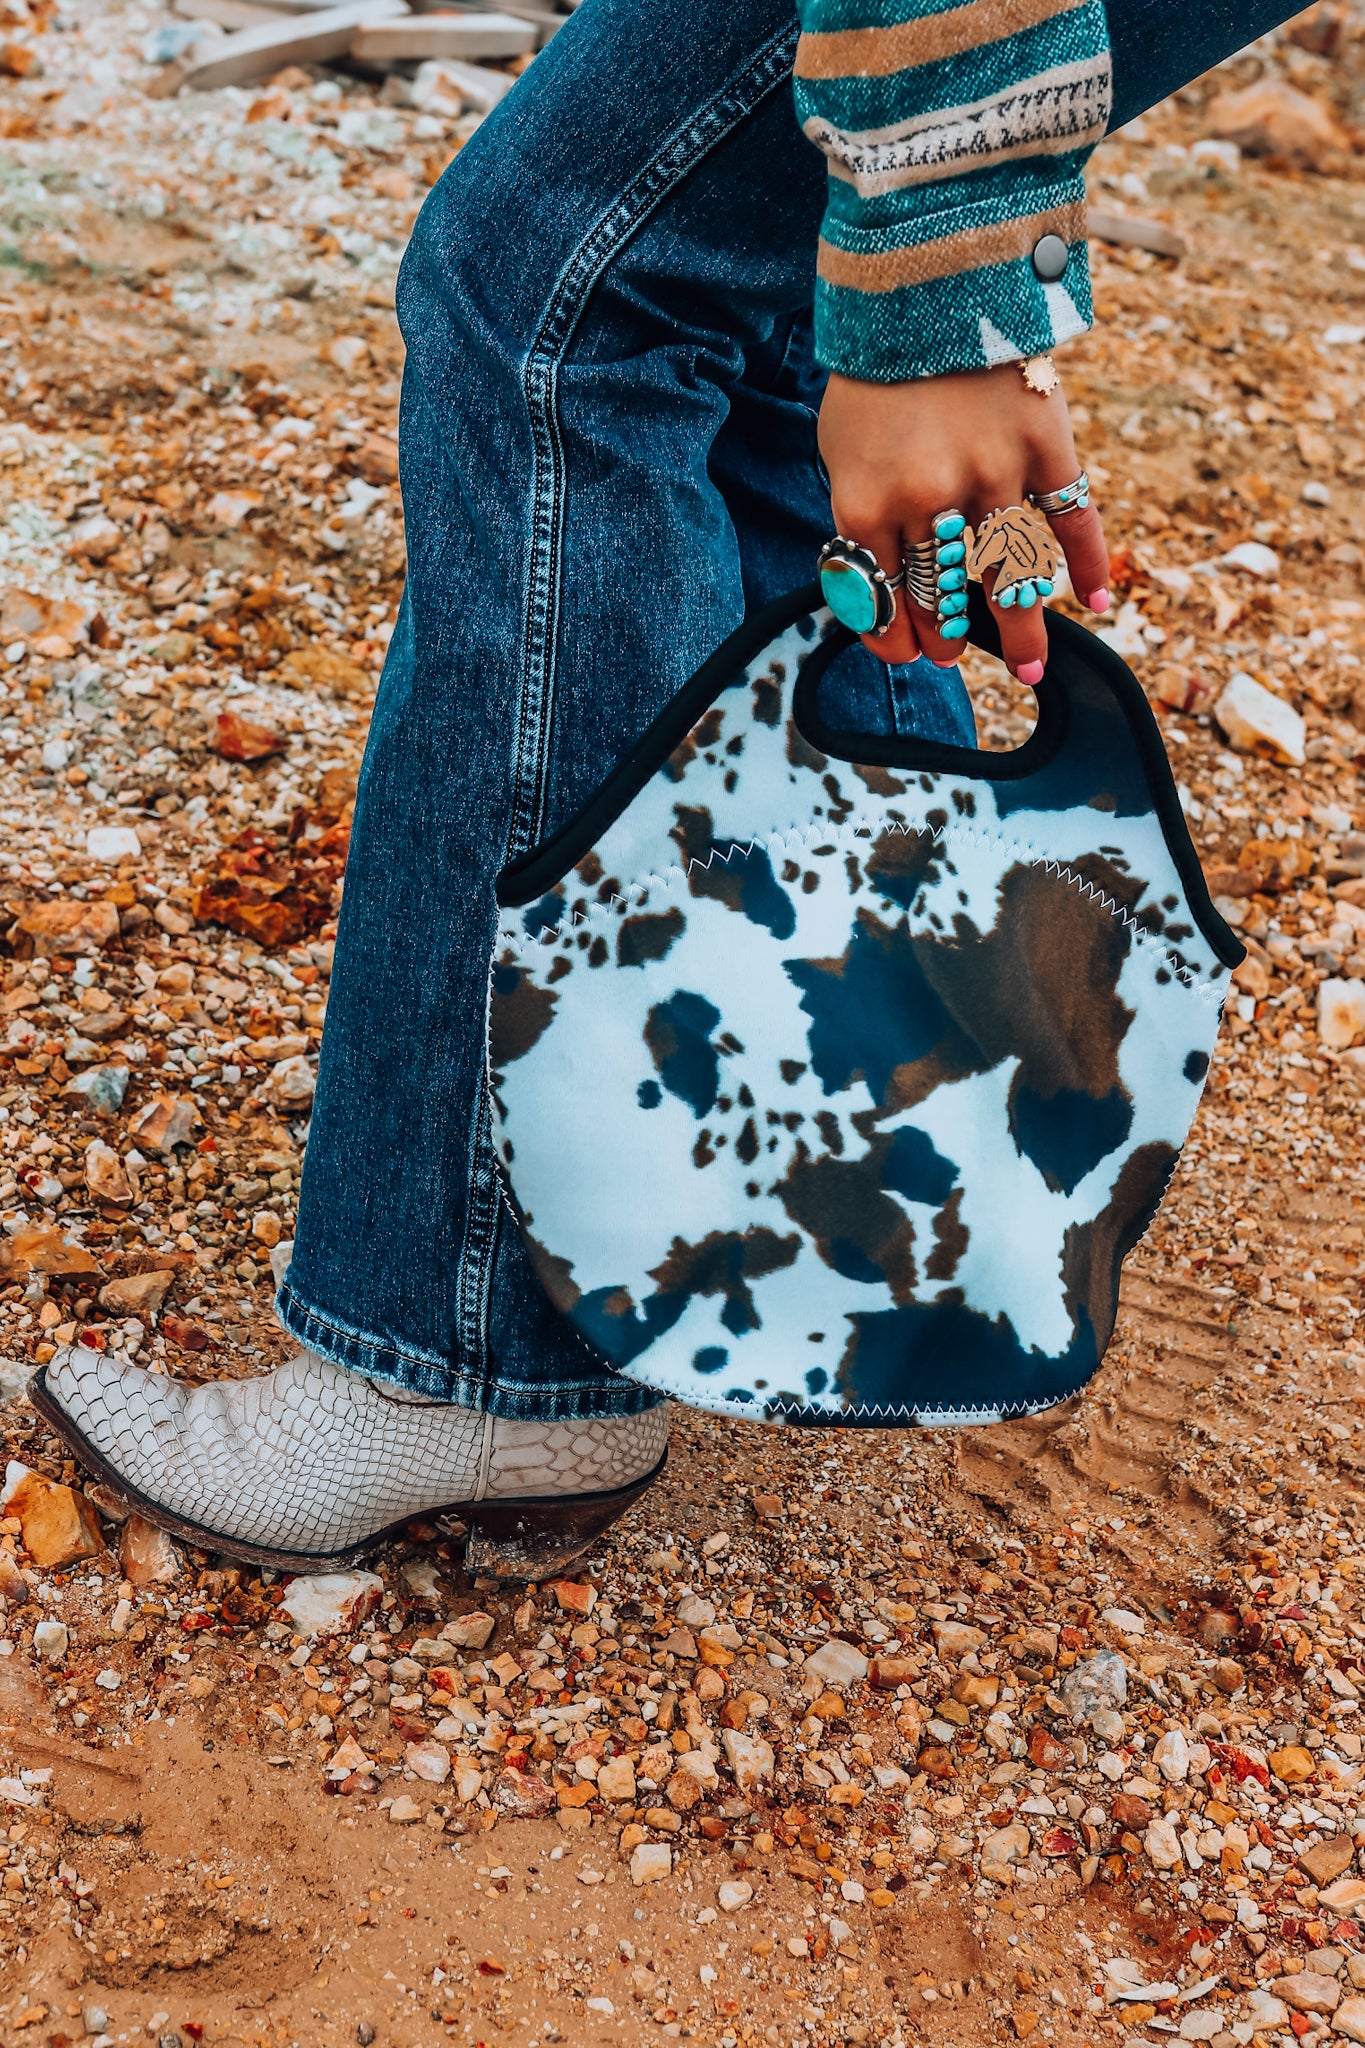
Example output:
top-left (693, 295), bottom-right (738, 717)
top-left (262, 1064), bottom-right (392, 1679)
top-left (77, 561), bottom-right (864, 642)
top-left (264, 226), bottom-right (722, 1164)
top-left (817, 537), bottom-right (903, 637)
top-left (902, 508), bottom-right (972, 642)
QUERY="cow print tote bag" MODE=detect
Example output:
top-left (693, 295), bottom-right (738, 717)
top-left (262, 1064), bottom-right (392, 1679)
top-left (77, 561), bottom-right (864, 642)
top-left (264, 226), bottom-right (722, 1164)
top-left (487, 584), bottom-right (1243, 1427)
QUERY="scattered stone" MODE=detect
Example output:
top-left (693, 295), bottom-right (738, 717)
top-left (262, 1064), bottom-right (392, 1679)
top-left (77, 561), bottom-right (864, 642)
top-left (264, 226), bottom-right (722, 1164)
top-left (387, 1794), bottom-right (422, 1824)
top-left (1272, 1972), bottom-right (1340, 2014)
top-left (1319, 979), bottom-right (1365, 1051)
top-left (494, 1766), bottom-right (555, 1818)
top-left (16, 899), bottom-right (120, 956)
top-left (1300, 1836), bottom-right (1355, 1885)
top-left (1270, 1744), bottom-right (1316, 1784)
top-left (98, 1269), bottom-right (175, 1317)
top-left (1214, 671), bottom-right (1306, 765)
top-left (62, 1066), bottom-right (130, 1117)
top-left (717, 1879), bottom-right (753, 1912)
top-left (83, 1139), bottom-right (132, 1207)
top-left (441, 1610), bottom-right (495, 1651)
top-left (720, 1729), bottom-right (774, 1793)
top-left (213, 708), bottom-right (285, 762)
top-left (1145, 1815), bottom-right (1184, 1870)
top-left (980, 1823), bottom-right (1030, 1883)
top-left (548, 1578), bottom-right (596, 1616)
top-left (279, 1571), bottom-right (384, 1637)
top-left (32, 1619), bottom-right (68, 1664)
top-left (119, 1515), bottom-right (181, 1587)
top-left (630, 1842), bottom-right (671, 1885)
top-left (1336, 1997), bottom-right (1365, 2044)
top-left (2, 1463), bottom-right (104, 1568)
top-left (596, 1756), bottom-right (635, 1803)
top-left (264, 1055), bottom-right (317, 1110)
top-left (1058, 1649), bottom-right (1128, 1724)
top-left (128, 1095), bottom-right (201, 1155)
top-left (1206, 78), bottom-right (1348, 165)
top-left (405, 1741), bottom-right (450, 1784)
top-left (86, 825), bottom-right (143, 863)
top-left (804, 1638), bottom-right (868, 1687)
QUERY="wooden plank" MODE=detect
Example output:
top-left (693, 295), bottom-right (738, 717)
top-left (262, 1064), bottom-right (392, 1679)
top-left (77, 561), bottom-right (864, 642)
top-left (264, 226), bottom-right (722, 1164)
top-left (172, 0), bottom-right (289, 30)
top-left (352, 8), bottom-right (533, 58)
top-left (408, 0), bottom-right (563, 34)
top-left (173, 0), bottom-right (407, 88)
top-left (1087, 207), bottom-right (1187, 260)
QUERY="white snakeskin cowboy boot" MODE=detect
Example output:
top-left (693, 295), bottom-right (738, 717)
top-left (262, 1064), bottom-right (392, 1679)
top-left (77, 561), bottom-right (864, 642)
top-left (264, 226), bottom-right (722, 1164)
top-left (30, 1347), bottom-right (668, 1578)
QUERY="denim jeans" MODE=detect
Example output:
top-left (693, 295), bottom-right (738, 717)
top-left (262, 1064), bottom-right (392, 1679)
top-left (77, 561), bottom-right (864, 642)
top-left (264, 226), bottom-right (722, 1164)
top-left (279, 0), bottom-right (1297, 1419)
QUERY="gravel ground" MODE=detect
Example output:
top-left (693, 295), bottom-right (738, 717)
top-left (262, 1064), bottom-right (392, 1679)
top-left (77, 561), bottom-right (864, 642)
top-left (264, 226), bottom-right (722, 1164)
top-left (0, 4), bottom-right (1364, 2046)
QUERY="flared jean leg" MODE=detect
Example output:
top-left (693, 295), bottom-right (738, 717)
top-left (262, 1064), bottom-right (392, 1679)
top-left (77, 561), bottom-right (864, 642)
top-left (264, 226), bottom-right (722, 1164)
top-left (279, 0), bottom-right (973, 1419)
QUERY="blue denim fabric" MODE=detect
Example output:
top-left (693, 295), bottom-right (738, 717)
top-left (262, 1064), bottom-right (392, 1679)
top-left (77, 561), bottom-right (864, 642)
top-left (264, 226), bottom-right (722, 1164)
top-left (277, 0), bottom-right (983, 1419)
top-left (280, 0), bottom-right (1306, 1420)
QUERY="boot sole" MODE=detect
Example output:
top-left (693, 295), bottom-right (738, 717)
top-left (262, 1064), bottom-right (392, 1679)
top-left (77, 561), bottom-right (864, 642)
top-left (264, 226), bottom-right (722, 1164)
top-left (27, 1367), bottom-right (666, 1580)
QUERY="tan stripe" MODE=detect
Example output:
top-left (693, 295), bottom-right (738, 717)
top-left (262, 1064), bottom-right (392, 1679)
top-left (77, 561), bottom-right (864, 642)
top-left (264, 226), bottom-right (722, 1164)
top-left (795, 0), bottom-right (1089, 83)
top-left (822, 118), bottom-right (1108, 195)
top-left (817, 197), bottom-right (1084, 293)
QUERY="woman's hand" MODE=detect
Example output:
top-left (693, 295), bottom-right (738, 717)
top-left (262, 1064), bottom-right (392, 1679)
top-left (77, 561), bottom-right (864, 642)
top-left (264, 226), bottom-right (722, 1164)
top-left (817, 363), bottom-right (1111, 686)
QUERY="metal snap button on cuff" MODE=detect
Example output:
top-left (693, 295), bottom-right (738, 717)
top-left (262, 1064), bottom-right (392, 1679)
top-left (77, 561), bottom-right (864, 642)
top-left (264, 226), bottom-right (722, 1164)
top-left (1031, 233), bottom-right (1069, 281)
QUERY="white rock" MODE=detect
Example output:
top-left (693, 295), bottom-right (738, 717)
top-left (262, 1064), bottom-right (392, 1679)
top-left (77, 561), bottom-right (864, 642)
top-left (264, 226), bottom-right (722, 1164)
top-left (1219, 541), bottom-right (1279, 578)
top-left (1244, 1990), bottom-right (1288, 2029)
top-left (720, 1729), bottom-right (774, 1793)
top-left (388, 1794), bottom-right (422, 1823)
top-left (1177, 2010), bottom-right (1223, 2040)
top-left (86, 825), bottom-right (142, 863)
top-left (95, 1669), bottom-right (120, 1691)
top-left (1335, 1995), bottom-right (1365, 2043)
top-left (279, 1570), bottom-right (384, 1637)
top-left (932, 1620), bottom-right (985, 1656)
top-left (596, 1756), bottom-right (635, 1803)
top-left (265, 1054), bottom-right (317, 1111)
top-left (980, 1822), bottom-right (1030, 1883)
top-left (1214, 672), bottom-right (1305, 766)
top-left (630, 1842), bottom-right (671, 1885)
top-left (676, 1594), bottom-right (715, 1628)
top-left (1100, 1606), bottom-right (1146, 1635)
top-left (717, 1880), bottom-right (753, 1913)
top-left (1319, 978), bottom-right (1365, 1051)
top-left (1191, 136), bottom-right (1241, 173)
top-left (405, 1740), bottom-right (450, 1783)
top-left (441, 1610), bottom-right (496, 1651)
top-left (804, 1638), bottom-right (868, 1687)
top-left (1153, 1729), bottom-right (1191, 1784)
top-left (1144, 1815), bottom-right (1184, 1870)
top-left (33, 1620), bottom-right (68, 1664)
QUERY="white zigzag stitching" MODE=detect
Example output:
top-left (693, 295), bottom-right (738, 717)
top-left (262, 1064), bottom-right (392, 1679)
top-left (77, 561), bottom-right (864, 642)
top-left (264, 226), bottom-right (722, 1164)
top-left (501, 814), bottom-right (1230, 1005)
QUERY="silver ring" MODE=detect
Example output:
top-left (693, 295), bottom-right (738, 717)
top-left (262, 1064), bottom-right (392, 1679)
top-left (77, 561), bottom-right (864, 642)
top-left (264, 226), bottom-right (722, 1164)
top-left (901, 509), bottom-right (971, 641)
top-left (817, 537), bottom-right (903, 637)
top-left (1029, 472), bottom-right (1090, 516)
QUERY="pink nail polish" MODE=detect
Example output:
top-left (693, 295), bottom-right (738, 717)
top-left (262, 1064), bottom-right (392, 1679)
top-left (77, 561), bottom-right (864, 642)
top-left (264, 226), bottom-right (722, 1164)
top-left (1087, 588), bottom-right (1111, 614)
top-left (932, 658), bottom-right (958, 670)
top-left (1017, 659), bottom-right (1045, 688)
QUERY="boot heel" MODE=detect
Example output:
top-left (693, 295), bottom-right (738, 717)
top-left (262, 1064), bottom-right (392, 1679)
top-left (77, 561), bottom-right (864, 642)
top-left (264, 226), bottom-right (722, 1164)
top-left (462, 1455), bottom-right (665, 1582)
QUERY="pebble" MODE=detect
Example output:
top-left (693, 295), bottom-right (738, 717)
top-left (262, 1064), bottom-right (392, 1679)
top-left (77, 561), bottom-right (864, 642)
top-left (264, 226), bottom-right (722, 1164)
top-left (1214, 671), bottom-right (1306, 766)
top-left (717, 1880), bottom-right (753, 1913)
top-left (32, 1619), bottom-right (68, 1664)
top-left (803, 1638), bottom-right (868, 1687)
top-left (387, 1795), bottom-right (422, 1824)
top-left (1058, 1649), bottom-right (1128, 1724)
top-left (279, 1571), bottom-right (384, 1637)
top-left (630, 1843), bottom-right (671, 1886)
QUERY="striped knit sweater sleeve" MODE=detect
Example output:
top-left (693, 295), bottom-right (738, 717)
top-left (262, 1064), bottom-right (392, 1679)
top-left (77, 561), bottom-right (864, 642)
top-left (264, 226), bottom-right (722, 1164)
top-left (794, 0), bottom-right (1112, 383)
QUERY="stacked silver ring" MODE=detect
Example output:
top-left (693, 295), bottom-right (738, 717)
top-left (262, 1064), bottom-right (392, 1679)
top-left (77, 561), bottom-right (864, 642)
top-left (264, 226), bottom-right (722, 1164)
top-left (901, 509), bottom-right (972, 641)
top-left (1028, 471), bottom-right (1090, 516)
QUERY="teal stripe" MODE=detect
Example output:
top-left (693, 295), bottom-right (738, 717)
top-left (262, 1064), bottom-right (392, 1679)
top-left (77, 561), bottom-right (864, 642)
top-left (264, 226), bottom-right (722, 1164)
top-left (794, 7), bottom-right (1106, 134)
top-left (818, 158), bottom-right (1086, 245)
top-left (814, 243), bottom-right (1094, 381)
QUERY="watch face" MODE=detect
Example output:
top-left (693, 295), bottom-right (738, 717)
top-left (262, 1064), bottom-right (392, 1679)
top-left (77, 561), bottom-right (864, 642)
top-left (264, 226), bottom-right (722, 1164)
top-left (819, 555), bottom-right (882, 635)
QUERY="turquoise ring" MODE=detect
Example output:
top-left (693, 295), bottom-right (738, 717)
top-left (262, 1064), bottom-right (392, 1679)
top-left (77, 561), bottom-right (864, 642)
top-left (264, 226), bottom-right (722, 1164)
top-left (817, 537), bottom-right (903, 637)
top-left (902, 508), bottom-right (972, 642)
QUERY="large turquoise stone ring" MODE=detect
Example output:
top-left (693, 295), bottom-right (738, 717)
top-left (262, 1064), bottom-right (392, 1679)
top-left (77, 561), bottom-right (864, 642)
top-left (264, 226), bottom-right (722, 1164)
top-left (817, 537), bottom-right (902, 638)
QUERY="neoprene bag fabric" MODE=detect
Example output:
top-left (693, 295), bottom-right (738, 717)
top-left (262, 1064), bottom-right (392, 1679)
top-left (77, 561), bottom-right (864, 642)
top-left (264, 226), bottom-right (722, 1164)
top-left (488, 587), bottom-right (1244, 1426)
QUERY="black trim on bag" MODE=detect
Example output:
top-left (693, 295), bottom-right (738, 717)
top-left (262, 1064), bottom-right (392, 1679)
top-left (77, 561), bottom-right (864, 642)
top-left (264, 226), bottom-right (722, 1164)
top-left (496, 584), bottom-right (825, 907)
top-left (494, 582), bottom-right (1245, 974)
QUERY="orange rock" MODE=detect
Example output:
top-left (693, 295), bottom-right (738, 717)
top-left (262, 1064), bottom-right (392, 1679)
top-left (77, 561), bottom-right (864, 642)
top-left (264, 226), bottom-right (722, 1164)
top-left (1206, 79), bottom-right (1349, 167)
top-left (213, 709), bottom-right (285, 763)
top-left (1027, 1723), bottom-right (1071, 1772)
top-left (557, 1780), bottom-right (596, 1808)
top-left (548, 1579), bottom-right (596, 1617)
top-left (8, 1225), bottom-right (99, 1279)
top-left (16, 899), bottom-right (120, 957)
top-left (3, 1468), bottom-right (104, 1568)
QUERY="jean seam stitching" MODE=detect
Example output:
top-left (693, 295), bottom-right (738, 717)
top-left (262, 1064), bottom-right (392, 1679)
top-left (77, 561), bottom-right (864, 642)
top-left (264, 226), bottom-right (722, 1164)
top-left (458, 18), bottom-right (803, 1408)
top-left (277, 1282), bottom-right (642, 1407)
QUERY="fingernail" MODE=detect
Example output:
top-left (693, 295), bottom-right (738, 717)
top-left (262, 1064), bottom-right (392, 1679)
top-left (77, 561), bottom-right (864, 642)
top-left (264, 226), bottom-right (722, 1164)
top-left (1017, 659), bottom-right (1045, 688)
top-left (932, 658), bottom-right (959, 670)
top-left (1087, 588), bottom-right (1111, 614)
